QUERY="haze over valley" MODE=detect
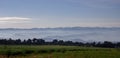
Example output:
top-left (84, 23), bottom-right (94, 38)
top-left (0, 27), bottom-right (119, 42)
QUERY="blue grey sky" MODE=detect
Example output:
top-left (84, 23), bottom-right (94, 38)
top-left (0, 0), bottom-right (120, 28)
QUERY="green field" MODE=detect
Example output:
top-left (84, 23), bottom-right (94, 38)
top-left (0, 45), bottom-right (120, 58)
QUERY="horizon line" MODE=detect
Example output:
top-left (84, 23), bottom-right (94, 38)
top-left (0, 26), bottom-right (120, 29)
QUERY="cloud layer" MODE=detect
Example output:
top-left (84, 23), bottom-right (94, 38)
top-left (0, 17), bottom-right (31, 23)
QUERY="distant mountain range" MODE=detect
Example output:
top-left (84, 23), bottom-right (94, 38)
top-left (0, 27), bottom-right (120, 30)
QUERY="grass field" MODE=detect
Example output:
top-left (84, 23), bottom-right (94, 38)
top-left (0, 45), bottom-right (120, 58)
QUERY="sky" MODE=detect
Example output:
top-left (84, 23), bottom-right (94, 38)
top-left (0, 0), bottom-right (120, 28)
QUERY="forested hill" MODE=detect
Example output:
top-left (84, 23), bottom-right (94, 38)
top-left (0, 38), bottom-right (120, 48)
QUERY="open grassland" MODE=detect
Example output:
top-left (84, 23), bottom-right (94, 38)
top-left (0, 45), bottom-right (120, 58)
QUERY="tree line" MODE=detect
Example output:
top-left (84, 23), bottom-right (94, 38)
top-left (0, 38), bottom-right (120, 48)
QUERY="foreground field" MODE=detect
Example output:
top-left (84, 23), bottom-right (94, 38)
top-left (0, 45), bottom-right (120, 58)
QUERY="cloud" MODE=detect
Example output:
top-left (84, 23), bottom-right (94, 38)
top-left (0, 17), bottom-right (30, 21)
top-left (0, 17), bottom-right (31, 23)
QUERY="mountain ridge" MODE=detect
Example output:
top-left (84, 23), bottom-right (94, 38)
top-left (0, 27), bottom-right (120, 30)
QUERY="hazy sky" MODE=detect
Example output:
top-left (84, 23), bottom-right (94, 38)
top-left (0, 0), bottom-right (120, 28)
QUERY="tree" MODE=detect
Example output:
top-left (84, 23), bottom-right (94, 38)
top-left (52, 39), bottom-right (58, 45)
top-left (102, 41), bottom-right (115, 48)
top-left (32, 38), bottom-right (37, 44)
top-left (58, 40), bottom-right (64, 45)
top-left (15, 39), bottom-right (21, 45)
top-left (27, 39), bottom-right (32, 45)
top-left (36, 39), bottom-right (45, 45)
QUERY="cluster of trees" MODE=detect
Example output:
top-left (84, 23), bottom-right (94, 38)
top-left (0, 38), bottom-right (120, 48)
